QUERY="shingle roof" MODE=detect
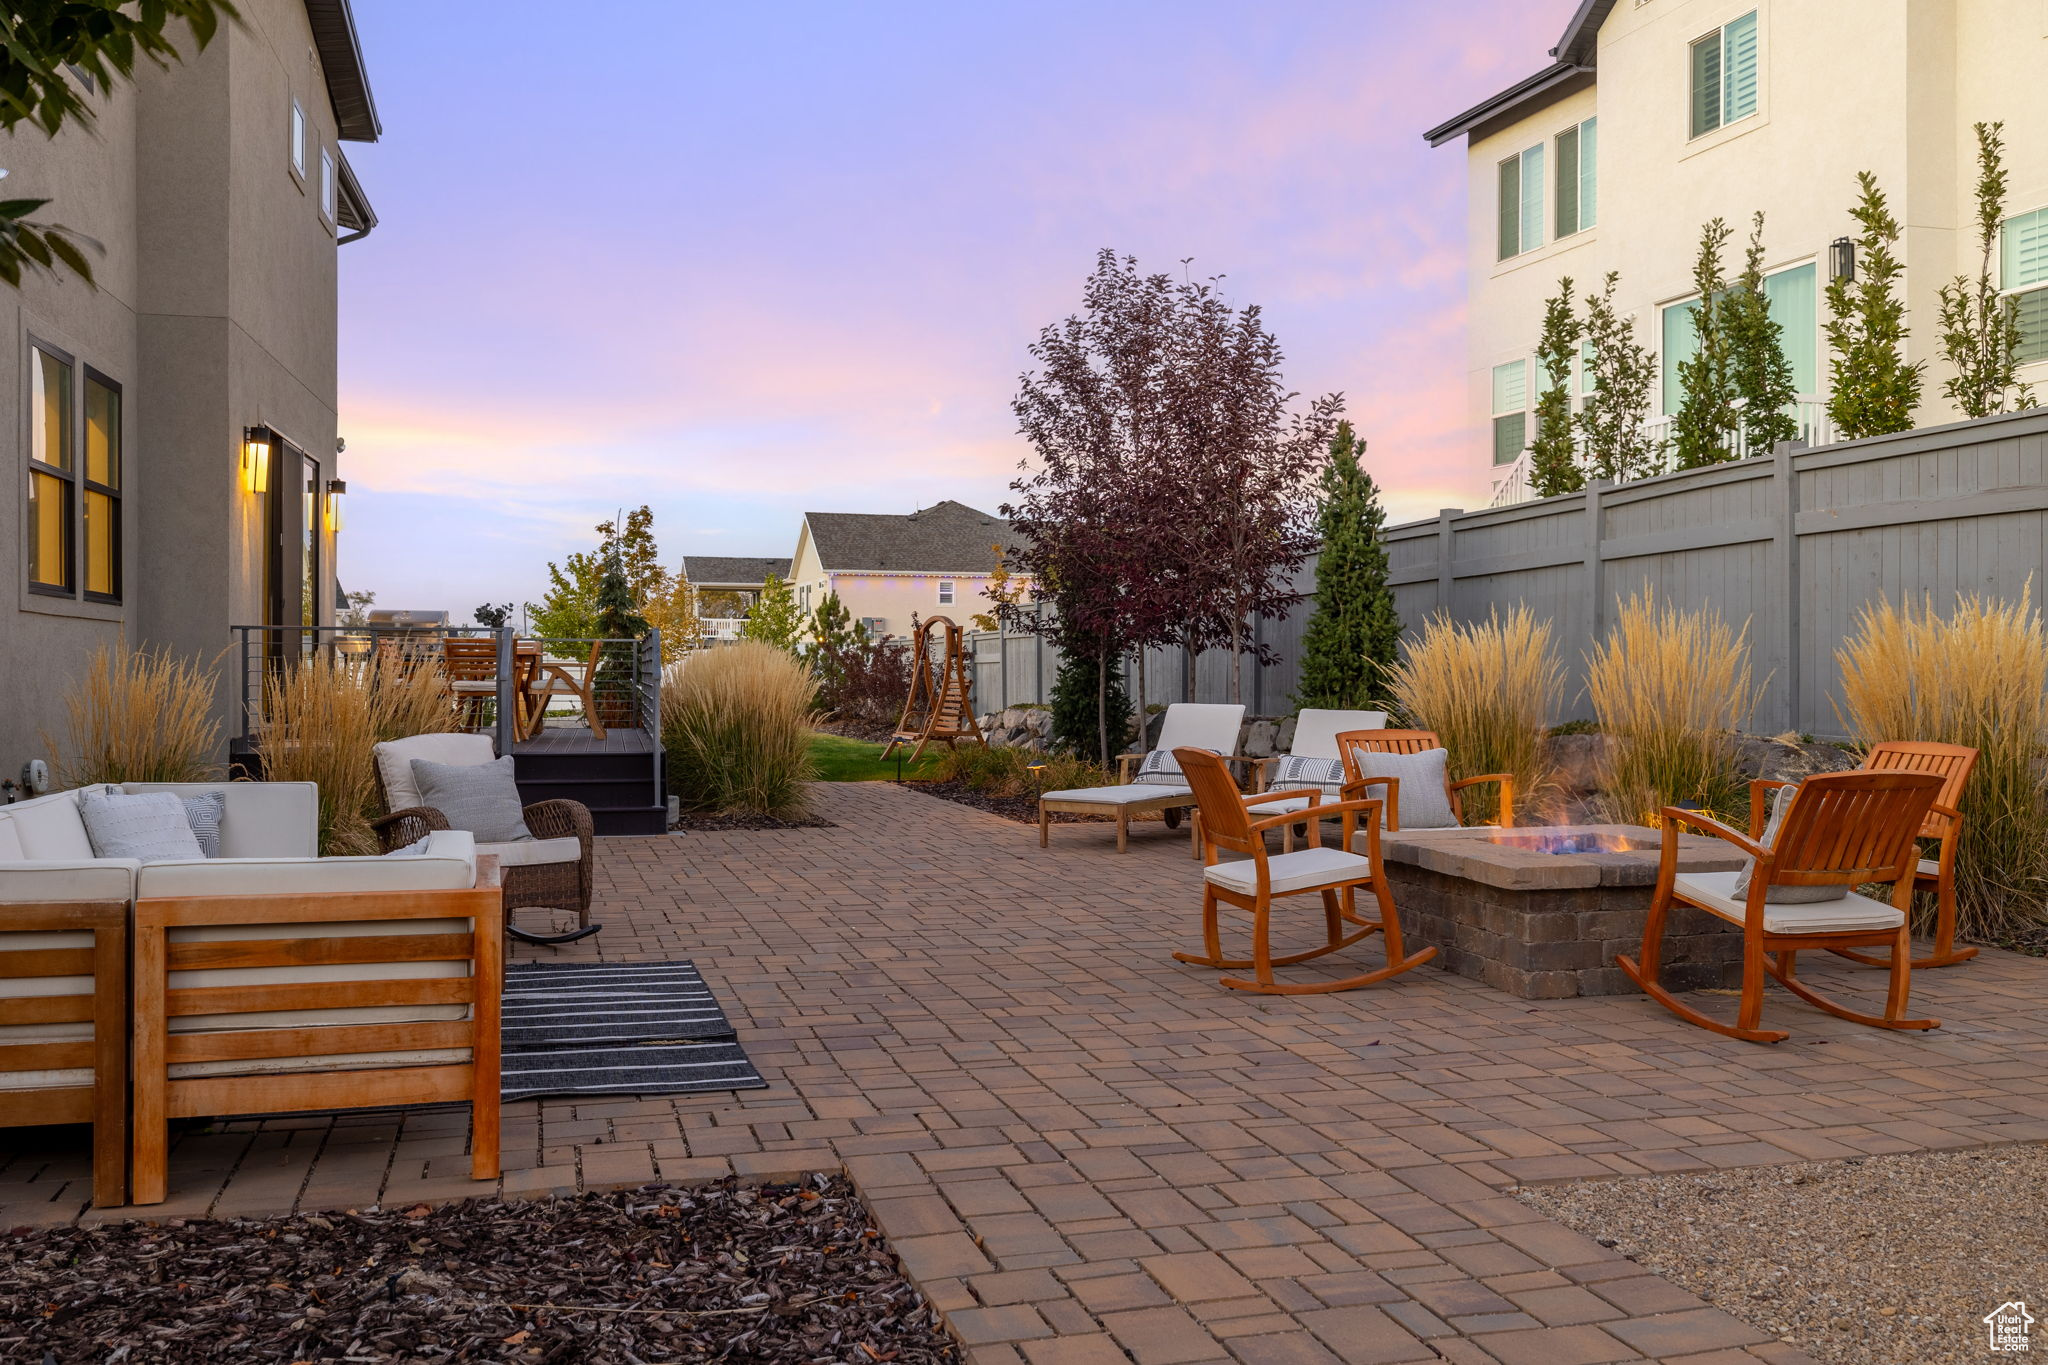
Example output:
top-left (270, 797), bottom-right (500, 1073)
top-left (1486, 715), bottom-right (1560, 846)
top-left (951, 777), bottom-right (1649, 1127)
top-left (803, 501), bottom-right (1017, 573)
top-left (683, 556), bottom-right (792, 587)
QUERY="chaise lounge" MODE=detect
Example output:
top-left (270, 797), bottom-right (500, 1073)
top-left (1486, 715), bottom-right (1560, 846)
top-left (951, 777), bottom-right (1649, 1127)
top-left (1037, 703), bottom-right (1245, 853)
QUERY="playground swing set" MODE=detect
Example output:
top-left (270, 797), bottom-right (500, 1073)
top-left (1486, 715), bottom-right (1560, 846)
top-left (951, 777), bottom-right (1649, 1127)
top-left (882, 614), bottom-right (986, 763)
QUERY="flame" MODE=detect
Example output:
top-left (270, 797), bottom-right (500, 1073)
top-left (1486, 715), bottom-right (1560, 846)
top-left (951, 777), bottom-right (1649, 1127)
top-left (1488, 829), bottom-right (1637, 855)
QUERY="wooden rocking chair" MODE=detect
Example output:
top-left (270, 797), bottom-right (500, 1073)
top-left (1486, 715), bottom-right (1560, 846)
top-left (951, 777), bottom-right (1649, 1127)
top-left (1172, 748), bottom-right (1436, 995)
top-left (1334, 728), bottom-right (1514, 829)
top-left (1751, 740), bottom-right (1978, 969)
top-left (1618, 770), bottom-right (1942, 1044)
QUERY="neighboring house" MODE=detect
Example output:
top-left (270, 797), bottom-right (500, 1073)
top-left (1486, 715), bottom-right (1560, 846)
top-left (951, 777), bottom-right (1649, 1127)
top-left (1426, 0), bottom-right (2048, 504)
top-left (681, 555), bottom-right (791, 643)
top-left (787, 500), bottom-right (1023, 640)
top-left (1, 0), bottom-right (380, 781)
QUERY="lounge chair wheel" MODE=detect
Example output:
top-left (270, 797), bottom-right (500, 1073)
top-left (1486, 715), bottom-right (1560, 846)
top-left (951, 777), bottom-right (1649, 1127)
top-left (1163, 807), bottom-right (1182, 829)
top-left (508, 922), bottom-right (603, 946)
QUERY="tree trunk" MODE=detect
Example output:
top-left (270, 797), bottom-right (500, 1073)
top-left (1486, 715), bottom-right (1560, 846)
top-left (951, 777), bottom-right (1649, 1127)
top-left (1183, 637), bottom-right (1197, 704)
top-left (1228, 612), bottom-right (1246, 703)
top-left (1135, 648), bottom-right (1148, 749)
top-left (1096, 640), bottom-right (1110, 767)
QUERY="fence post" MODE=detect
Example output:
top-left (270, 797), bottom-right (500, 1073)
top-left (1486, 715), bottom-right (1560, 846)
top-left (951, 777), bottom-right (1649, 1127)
top-left (1585, 480), bottom-right (1608, 649)
top-left (494, 626), bottom-right (514, 756)
top-left (1435, 508), bottom-right (1461, 616)
top-left (1771, 440), bottom-right (1803, 733)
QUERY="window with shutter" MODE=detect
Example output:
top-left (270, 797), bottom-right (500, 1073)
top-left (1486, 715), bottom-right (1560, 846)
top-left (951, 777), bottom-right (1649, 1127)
top-left (2004, 208), bottom-right (2048, 365)
top-left (1498, 156), bottom-right (1520, 260)
top-left (1689, 32), bottom-right (1721, 137)
top-left (1553, 118), bottom-right (1597, 239)
top-left (1492, 361), bottom-right (1529, 465)
top-left (1518, 144), bottom-right (1545, 254)
top-left (1579, 117), bottom-right (1597, 229)
top-left (1690, 13), bottom-right (1758, 140)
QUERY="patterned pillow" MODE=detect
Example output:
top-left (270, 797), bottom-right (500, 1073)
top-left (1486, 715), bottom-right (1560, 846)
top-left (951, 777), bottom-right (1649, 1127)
top-left (1132, 747), bottom-right (1219, 787)
top-left (1274, 754), bottom-right (1344, 789)
top-left (1731, 783), bottom-right (1850, 903)
top-left (179, 790), bottom-right (226, 858)
top-left (78, 789), bottom-right (205, 863)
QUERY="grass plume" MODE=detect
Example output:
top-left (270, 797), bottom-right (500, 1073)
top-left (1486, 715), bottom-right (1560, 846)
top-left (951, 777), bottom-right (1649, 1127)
top-left (55, 642), bottom-right (223, 787)
top-left (663, 642), bottom-right (819, 818)
top-left (1387, 605), bottom-right (1563, 823)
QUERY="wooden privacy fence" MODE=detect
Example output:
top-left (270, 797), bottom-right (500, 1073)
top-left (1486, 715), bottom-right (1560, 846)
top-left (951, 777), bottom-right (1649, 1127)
top-left (967, 407), bottom-right (2048, 735)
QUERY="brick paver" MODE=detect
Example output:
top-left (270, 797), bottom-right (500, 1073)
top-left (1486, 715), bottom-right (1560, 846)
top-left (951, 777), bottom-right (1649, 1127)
top-left (9, 781), bottom-right (2048, 1362)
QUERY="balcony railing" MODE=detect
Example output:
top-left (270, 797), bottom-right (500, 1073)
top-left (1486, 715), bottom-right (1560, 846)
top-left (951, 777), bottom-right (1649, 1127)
top-left (1490, 396), bottom-right (1835, 507)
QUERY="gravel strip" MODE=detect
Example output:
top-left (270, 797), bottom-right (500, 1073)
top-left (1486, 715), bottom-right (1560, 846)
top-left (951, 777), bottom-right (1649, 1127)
top-left (1, 1176), bottom-right (958, 1364)
top-left (1516, 1144), bottom-right (2048, 1365)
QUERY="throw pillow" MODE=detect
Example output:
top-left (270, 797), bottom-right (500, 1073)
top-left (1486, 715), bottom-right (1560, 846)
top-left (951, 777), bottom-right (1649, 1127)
top-left (1731, 782), bottom-right (1850, 904)
top-left (1347, 748), bottom-right (1459, 829)
top-left (179, 790), bottom-right (226, 858)
top-left (1274, 754), bottom-right (1345, 789)
top-left (78, 789), bottom-right (205, 863)
top-left (410, 755), bottom-right (532, 842)
top-left (1133, 747), bottom-right (1219, 787)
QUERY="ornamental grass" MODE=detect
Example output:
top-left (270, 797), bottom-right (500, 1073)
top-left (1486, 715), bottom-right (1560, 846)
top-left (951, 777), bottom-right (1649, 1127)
top-left (1585, 588), bottom-right (1761, 827)
top-left (55, 642), bottom-right (223, 788)
top-left (930, 743), bottom-right (1109, 797)
top-left (1836, 588), bottom-right (2048, 940)
top-left (1387, 605), bottom-right (1562, 824)
top-left (662, 642), bottom-right (818, 819)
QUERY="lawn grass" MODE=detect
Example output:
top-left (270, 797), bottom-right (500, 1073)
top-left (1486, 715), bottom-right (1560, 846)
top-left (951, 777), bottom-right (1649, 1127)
top-left (808, 730), bottom-right (944, 782)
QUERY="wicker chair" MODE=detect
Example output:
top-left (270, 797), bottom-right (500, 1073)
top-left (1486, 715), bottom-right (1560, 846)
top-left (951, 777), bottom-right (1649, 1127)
top-left (371, 733), bottom-right (599, 946)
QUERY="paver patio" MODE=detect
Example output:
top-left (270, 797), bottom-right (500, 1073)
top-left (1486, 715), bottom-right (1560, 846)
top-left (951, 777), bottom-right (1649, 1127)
top-left (9, 780), bottom-right (2048, 1364)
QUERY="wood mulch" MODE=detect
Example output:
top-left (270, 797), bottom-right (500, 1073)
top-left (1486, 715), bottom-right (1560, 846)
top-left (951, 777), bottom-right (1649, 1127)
top-left (672, 811), bottom-right (837, 832)
top-left (1, 1176), bottom-right (959, 1364)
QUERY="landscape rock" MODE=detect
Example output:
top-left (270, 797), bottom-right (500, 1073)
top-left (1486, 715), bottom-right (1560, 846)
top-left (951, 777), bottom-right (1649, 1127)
top-left (1732, 733), bottom-right (1860, 783)
top-left (1543, 733), bottom-right (1609, 798)
top-left (1240, 718), bottom-right (1281, 759)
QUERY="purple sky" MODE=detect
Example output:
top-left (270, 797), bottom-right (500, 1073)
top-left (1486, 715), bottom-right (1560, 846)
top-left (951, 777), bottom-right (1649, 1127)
top-left (338, 1), bottom-right (1565, 618)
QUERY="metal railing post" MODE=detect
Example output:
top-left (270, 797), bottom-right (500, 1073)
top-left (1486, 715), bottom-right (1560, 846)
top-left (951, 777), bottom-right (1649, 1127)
top-left (494, 626), bottom-right (514, 756)
top-left (237, 627), bottom-right (253, 746)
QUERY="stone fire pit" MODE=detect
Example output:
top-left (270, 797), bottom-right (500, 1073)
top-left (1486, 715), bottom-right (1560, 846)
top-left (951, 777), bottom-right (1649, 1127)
top-left (1377, 823), bottom-right (1748, 999)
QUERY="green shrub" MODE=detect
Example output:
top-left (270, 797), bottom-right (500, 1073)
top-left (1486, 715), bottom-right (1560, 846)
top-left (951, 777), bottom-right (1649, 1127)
top-left (931, 745), bottom-right (1109, 797)
top-left (662, 642), bottom-right (818, 817)
top-left (1049, 651), bottom-right (1131, 762)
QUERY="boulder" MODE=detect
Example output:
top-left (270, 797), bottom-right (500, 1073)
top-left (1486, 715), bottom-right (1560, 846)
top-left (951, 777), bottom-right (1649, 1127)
top-left (1732, 734), bottom-right (1860, 783)
top-left (1543, 733), bottom-right (1609, 798)
top-left (1239, 719), bottom-right (1281, 759)
top-left (1274, 714), bottom-right (1299, 754)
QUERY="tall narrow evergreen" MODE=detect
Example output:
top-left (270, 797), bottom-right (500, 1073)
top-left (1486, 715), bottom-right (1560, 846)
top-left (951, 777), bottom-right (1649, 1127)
top-left (1672, 218), bottom-right (1738, 469)
top-left (1726, 211), bottom-right (1801, 453)
top-left (1939, 122), bottom-right (2036, 419)
top-left (1293, 422), bottom-right (1401, 709)
top-left (1826, 171), bottom-right (1924, 439)
top-left (1530, 279), bottom-right (1584, 497)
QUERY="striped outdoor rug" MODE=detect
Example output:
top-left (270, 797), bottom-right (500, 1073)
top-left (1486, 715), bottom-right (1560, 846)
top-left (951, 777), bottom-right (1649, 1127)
top-left (501, 960), bottom-right (767, 1101)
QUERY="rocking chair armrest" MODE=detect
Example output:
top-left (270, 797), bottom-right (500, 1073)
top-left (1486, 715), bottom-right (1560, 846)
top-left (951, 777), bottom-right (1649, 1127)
top-left (522, 798), bottom-right (595, 844)
top-left (372, 805), bottom-right (452, 853)
top-left (1747, 778), bottom-right (1794, 836)
top-left (1661, 806), bottom-right (1770, 861)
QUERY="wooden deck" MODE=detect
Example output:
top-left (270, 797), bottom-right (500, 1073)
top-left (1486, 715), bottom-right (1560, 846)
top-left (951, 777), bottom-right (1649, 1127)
top-left (509, 725), bottom-right (658, 755)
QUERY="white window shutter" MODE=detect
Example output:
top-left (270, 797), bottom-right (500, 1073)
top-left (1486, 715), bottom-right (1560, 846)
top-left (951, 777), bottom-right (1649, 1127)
top-left (1579, 117), bottom-right (1597, 229)
top-left (1722, 12), bottom-right (1759, 122)
top-left (1519, 144), bottom-right (1545, 253)
top-left (2005, 208), bottom-right (2048, 290)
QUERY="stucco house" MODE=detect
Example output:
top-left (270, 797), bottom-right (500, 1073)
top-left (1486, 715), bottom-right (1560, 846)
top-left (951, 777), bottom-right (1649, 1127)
top-left (787, 501), bottom-right (1023, 640)
top-left (681, 555), bottom-right (791, 643)
top-left (1426, 0), bottom-right (2048, 504)
top-left (1, 0), bottom-right (380, 782)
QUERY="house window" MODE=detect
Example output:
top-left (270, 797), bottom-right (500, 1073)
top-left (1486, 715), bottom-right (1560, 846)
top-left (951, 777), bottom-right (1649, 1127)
top-left (1661, 261), bottom-right (1819, 415)
top-left (27, 344), bottom-right (73, 594)
top-left (1491, 360), bottom-right (1528, 465)
top-left (289, 98), bottom-right (306, 178)
top-left (2003, 207), bottom-right (2048, 364)
top-left (319, 148), bottom-right (337, 224)
top-left (83, 372), bottom-right (120, 601)
top-left (1554, 117), bottom-right (1597, 237)
top-left (861, 617), bottom-right (885, 638)
top-left (1580, 339), bottom-right (1597, 395)
top-left (1690, 11), bottom-right (1759, 139)
top-left (1496, 144), bottom-right (1545, 260)
top-left (937, 580), bottom-right (956, 605)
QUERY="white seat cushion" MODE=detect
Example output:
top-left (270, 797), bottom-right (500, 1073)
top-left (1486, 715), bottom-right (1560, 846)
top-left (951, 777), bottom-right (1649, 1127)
top-left (1155, 703), bottom-right (1247, 754)
top-left (1246, 786), bottom-right (1344, 816)
top-left (1205, 846), bottom-right (1377, 896)
top-left (0, 859), bottom-right (139, 901)
top-left (0, 816), bottom-right (24, 860)
top-left (1916, 857), bottom-right (1941, 877)
top-left (1043, 784), bottom-right (1191, 806)
top-left (478, 836), bottom-right (581, 868)
top-left (136, 830), bottom-right (477, 898)
top-left (1289, 709), bottom-right (1387, 760)
top-left (1673, 870), bottom-right (1906, 935)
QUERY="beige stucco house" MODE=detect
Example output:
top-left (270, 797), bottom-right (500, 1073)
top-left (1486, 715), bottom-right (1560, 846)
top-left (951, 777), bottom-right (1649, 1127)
top-left (1427, 0), bottom-right (2048, 504)
top-left (1, 0), bottom-right (378, 784)
top-left (787, 501), bottom-right (1023, 640)
top-left (681, 555), bottom-right (791, 644)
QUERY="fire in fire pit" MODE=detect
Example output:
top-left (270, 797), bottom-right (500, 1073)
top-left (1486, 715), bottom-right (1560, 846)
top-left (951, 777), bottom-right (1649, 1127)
top-left (1489, 828), bottom-right (1647, 855)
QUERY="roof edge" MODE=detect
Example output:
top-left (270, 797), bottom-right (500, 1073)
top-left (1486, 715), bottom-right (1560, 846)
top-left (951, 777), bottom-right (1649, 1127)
top-left (335, 150), bottom-right (376, 242)
top-left (1423, 60), bottom-right (1588, 147)
top-left (303, 0), bottom-right (381, 141)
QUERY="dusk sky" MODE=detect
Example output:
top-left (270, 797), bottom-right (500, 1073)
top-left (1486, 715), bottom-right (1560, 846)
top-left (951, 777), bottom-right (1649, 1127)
top-left (339, 1), bottom-right (1566, 618)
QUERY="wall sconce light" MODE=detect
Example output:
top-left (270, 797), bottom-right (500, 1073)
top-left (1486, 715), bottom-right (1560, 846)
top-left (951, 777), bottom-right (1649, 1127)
top-left (242, 426), bottom-right (272, 494)
top-left (1829, 236), bottom-right (1856, 282)
top-left (325, 477), bottom-right (346, 531)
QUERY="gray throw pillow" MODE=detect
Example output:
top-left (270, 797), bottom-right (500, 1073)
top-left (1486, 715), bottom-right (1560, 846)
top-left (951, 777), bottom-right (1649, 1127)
top-left (410, 755), bottom-right (532, 842)
top-left (180, 790), bottom-right (225, 858)
top-left (1348, 748), bottom-right (1459, 829)
top-left (1731, 783), bottom-right (1850, 903)
top-left (79, 789), bottom-right (205, 863)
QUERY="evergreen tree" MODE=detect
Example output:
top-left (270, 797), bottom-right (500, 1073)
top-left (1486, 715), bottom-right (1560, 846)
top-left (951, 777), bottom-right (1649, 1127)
top-left (804, 590), bottom-right (861, 693)
top-left (1050, 650), bottom-right (1132, 765)
top-left (739, 575), bottom-right (804, 652)
top-left (1939, 122), bottom-right (2037, 419)
top-left (1577, 273), bottom-right (1664, 482)
top-left (1725, 211), bottom-right (1801, 454)
top-left (592, 549), bottom-right (652, 729)
top-left (1826, 171), bottom-right (1924, 440)
top-left (1530, 279), bottom-right (1584, 497)
top-left (1672, 218), bottom-right (1738, 469)
top-left (1293, 422), bottom-right (1402, 708)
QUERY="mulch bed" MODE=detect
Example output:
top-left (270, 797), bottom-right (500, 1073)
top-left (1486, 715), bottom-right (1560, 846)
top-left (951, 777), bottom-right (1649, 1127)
top-left (1, 1176), bottom-right (959, 1364)
top-left (1990, 924), bottom-right (2048, 957)
top-left (672, 811), bottom-right (837, 832)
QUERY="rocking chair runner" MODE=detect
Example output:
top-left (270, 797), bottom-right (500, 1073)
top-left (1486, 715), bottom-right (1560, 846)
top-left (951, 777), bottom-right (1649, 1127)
top-left (1751, 740), bottom-right (1978, 969)
top-left (1173, 748), bottom-right (1436, 995)
top-left (1618, 770), bottom-right (1943, 1044)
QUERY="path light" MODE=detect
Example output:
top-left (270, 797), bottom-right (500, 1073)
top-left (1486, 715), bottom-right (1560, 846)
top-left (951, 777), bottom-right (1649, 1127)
top-left (1028, 762), bottom-right (1046, 802)
top-left (242, 427), bottom-right (271, 494)
top-left (1830, 236), bottom-right (1856, 282)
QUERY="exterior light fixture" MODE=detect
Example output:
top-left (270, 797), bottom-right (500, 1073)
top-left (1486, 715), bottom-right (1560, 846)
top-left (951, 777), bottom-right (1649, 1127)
top-left (1829, 236), bottom-right (1856, 282)
top-left (242, 427), bottom-right (272, 494)
top-left (325, 477), bottom-right (346, 531)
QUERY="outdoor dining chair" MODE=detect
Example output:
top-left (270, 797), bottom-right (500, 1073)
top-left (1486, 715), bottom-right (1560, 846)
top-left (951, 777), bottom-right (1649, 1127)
top-left (1172, 747), bottom-right (1435, 995)
top-left (1334, 728), bottom-right (1514, 830)
top-left (523, 639), bottom-right (607, 741)
top-left (441, 637), bottom-right (504, 731)
top-left (1617, 769), bottom-right (1943, 1044)
top-left (1751, 740), bottom-right (1978, 969)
